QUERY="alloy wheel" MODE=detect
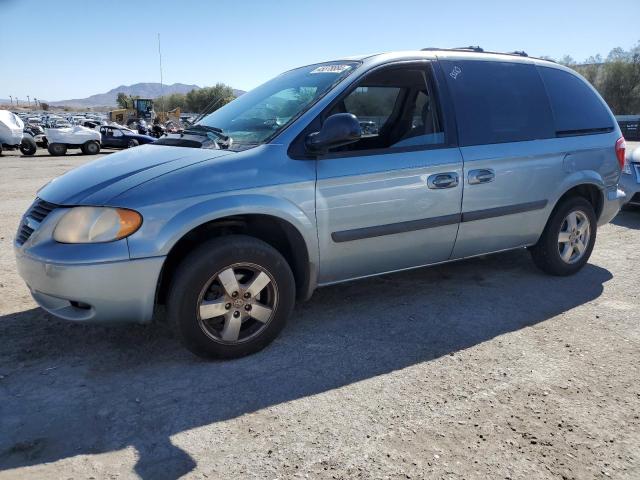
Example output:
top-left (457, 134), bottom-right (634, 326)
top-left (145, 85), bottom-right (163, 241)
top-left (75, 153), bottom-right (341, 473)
top-left (557, 210), bottom-right (591, 264)
top-left (196, 262), bottom-right (278, 344)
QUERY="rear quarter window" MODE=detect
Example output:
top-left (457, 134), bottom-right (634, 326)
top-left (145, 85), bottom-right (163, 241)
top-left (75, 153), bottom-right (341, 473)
top-left (538, 66), bottom-right (614, 136)
top-left (441, 60), bottom-right (554, 146)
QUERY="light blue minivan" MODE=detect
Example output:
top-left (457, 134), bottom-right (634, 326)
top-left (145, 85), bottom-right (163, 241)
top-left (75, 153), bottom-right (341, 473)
top-left (15, 48), bottom-right (627, 358)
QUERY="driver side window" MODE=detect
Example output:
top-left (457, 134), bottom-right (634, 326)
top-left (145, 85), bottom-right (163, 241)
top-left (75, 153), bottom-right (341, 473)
top-left (328, 65), bottom-right (444, 153)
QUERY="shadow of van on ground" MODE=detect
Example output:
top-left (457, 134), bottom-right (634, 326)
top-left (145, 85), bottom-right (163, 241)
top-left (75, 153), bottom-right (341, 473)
top-left (0, 248), bottom-right (612, 479)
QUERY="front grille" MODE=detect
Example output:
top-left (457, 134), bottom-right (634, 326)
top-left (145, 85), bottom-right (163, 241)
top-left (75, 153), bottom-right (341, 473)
top-left (15, 198), bottom-right (58, 246)
top-left (16, 225), bottom-right (34, 245)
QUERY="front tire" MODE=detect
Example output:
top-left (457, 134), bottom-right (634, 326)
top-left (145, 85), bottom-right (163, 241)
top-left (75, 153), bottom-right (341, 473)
top-left (20, 135), bottom-right (37, 156)
top-left (81, 140), bottom-right (100, 155)
top-left (167, 235), bottom-right (296, 359)
top-left (127, 139), bottom-right (139, 148)
top-left (530, 197), bottom-right (597, 276)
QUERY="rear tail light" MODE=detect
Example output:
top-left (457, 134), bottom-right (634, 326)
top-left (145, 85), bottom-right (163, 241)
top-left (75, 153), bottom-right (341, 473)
top-left (615, 136), bottom-right (626, 171)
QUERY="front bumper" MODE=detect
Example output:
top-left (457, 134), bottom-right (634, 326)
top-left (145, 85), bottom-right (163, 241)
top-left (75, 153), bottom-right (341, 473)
top-left (15, 250), bottom-right (165, 324)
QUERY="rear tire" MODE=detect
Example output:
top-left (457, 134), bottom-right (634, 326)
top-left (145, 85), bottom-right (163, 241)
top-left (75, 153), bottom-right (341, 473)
top-left (530, 197), bottom-right (597, 276)
top-left (47, 143), bottom-right (67, 156)
top-left (81, 140), bottom-right (100, 155)
top-left (20, 135), bottom-right (37, 156)
top-left (167, 235), bottom-right (296, 359)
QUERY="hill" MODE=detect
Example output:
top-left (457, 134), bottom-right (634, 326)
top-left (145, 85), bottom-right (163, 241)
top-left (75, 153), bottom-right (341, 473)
top-left (49, 83), bottom-right (199, 107)
top-left (48, 83), bottom-right (245, 107)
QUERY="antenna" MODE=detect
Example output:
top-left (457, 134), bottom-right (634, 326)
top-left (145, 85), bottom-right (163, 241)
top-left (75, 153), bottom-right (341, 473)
top-left (158, 33), bottom-right (164, 119)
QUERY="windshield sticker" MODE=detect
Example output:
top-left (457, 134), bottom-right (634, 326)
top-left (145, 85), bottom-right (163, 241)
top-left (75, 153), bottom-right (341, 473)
top-left (311, 65), bottom-right (352, 74)
top-left (449, 65), bottom-right (462, 79)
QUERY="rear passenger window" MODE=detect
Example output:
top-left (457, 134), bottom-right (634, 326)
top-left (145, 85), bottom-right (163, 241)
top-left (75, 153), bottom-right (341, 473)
top-left (441, 60), bottom-right (554, 146)
top-left (538, 67), bottom-right (613, 136)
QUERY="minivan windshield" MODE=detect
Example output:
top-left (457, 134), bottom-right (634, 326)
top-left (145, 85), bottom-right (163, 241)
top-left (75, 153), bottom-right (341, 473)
top-left (197, 61), bottom-right (360, 147)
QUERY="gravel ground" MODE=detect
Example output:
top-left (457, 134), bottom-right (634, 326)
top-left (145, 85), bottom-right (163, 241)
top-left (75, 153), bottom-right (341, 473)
top-left (0, 146), bottom-right (639, 480)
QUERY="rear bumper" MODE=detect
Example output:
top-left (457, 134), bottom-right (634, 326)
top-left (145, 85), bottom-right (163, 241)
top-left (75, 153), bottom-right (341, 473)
top-left (599, 186), bottom-right (626, 225)
top-left (15, 250), bottom-right (165, 324)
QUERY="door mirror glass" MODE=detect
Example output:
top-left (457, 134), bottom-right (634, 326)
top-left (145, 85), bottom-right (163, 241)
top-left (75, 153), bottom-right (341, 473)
top-left (305, 113), bottom-right (362, 153)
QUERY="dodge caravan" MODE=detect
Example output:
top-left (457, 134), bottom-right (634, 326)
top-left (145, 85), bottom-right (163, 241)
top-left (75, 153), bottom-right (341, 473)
top-left (14, 48), bottom-right (627, 358)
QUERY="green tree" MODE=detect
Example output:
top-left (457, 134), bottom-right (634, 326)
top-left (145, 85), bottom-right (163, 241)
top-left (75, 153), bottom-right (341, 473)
top-left (570, 41), bottom-right (640, 114)
top-left (116, 92), bottom-right (129, 109)
top-left (559, 55), bottom-right (576, 67)
top-left (116, 93), bottom-right (140, 109)
top-left (185, 83), bottom-right (236, 113)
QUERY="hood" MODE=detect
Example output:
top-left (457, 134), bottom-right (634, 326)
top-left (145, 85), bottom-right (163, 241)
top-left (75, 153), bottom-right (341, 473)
top-left (38, 144), bottom-right (235, 205)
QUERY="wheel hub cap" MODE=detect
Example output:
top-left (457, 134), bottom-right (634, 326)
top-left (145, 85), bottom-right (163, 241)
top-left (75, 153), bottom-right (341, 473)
top-left (558, 210), bottom-right (591, 264)
top-left (197, 263), bottom-right (278, 344)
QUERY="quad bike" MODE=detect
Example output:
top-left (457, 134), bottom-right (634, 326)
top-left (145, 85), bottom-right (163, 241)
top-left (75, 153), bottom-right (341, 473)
top-left (0, 110), bottom-right (36, 156)
top-left (45, 125), bottom-right (101, 156)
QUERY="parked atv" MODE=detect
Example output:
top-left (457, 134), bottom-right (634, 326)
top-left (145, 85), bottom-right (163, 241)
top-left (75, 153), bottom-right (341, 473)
top-left (0, 110), bottom-right (36, 156)
top-left (45, 124), bottom-right (101, 156)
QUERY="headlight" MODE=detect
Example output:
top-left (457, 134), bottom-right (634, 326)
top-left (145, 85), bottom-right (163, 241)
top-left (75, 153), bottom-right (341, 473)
top-left (53, 207), bottom-right (142, 243)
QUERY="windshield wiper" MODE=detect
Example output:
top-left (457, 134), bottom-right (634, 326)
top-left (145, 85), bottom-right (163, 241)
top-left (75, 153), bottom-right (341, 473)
top-left (182, 124), bottom-right (233, 149)
top-left (183, 124), bottom-right (224, 135)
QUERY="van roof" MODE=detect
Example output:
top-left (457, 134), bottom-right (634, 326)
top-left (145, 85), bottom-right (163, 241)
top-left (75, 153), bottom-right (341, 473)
top-left (342, 48), bottom-right (559, 67)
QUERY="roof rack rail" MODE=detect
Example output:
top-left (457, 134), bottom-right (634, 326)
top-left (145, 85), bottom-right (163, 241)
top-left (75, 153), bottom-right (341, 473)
top-left (420, 47), bottom-right (545, 61)
top-left (455, 46), bottom-right (484, 52)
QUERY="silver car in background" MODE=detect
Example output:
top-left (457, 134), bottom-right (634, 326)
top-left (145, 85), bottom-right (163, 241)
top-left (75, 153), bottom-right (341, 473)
top-left (14, 48), bottom-right (626, 359)
top-left (620, 143), bottom-right (640, 206)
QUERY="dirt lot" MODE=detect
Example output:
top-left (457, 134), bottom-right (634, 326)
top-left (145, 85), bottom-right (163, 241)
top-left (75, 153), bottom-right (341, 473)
top-left (0, 147), bottom-right (639, 480)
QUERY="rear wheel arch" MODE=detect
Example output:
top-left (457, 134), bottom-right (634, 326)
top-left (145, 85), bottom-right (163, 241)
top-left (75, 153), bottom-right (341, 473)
top-left (552, 183), bottom-right (604, 220)
top-left (156, 214), bottom-right (313, 306)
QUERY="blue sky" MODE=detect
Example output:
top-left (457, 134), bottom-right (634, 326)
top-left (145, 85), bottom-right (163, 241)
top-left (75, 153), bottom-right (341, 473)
top-left (0, 0), bottom-right (638, 101)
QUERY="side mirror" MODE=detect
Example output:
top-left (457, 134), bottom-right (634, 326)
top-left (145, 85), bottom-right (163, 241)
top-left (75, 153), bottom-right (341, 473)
top-left (305, 113), bottom-right (362, 153)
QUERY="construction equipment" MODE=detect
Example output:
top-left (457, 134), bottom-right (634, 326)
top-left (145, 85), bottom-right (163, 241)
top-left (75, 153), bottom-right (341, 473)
top-left (108, 98), bottom-right (155, 125)
top-left (108, 98), bottom-right (180, 126)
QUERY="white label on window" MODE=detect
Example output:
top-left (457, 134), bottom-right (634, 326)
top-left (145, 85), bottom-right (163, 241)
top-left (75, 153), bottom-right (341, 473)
top-left (311, 65), bottom-right (352, 74)
top-left (450, 66), bottom-right (462, 79)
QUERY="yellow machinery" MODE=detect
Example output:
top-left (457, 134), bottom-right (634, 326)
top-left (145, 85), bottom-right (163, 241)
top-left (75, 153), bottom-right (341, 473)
top-left (109, 99), bottom-right (180, 125)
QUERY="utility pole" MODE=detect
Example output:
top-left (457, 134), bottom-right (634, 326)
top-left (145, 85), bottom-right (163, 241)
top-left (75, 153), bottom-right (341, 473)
top-left (8, 95), bottom-right (13, 106)
top-left (158, 33), bottom-right (164, 118)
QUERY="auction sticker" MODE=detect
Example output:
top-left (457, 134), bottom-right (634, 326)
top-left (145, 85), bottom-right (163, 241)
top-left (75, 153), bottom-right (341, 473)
top-left (311, 65), bottom-right (352, 74)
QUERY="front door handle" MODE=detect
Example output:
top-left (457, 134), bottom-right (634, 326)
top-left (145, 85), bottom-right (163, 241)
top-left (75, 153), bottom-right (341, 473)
top-left (427, 172), bottom-right (459, 189)
top-left (468, 169), bottom-right (495, 185)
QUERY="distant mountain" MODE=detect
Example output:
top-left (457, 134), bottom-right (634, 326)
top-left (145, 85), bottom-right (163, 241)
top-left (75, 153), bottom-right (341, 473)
top-left (49, 83), bottom-right (245, 107)
top-left (49, 83), bottom-right (199, 107)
